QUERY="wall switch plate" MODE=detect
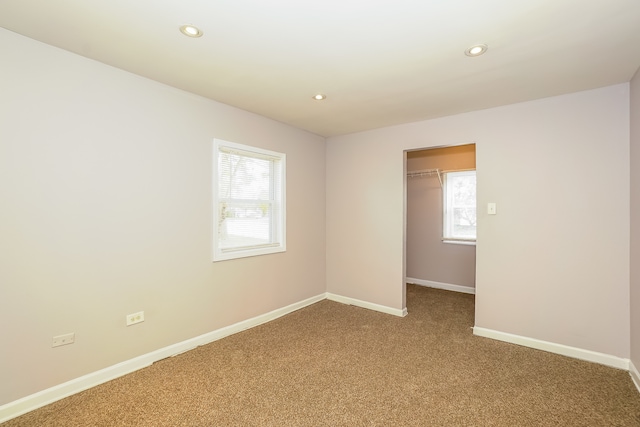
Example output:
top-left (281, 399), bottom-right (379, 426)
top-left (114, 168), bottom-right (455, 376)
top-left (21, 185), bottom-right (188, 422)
top-left (52, 333), bottom-right (75, 348)
top-left (126, 311), bottom-right (144, 326)
top-left (487, 202), bottom-right (497, 215)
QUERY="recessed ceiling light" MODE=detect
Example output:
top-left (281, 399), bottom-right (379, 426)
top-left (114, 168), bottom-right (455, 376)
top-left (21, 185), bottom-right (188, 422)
top-left (465, 44), bottom-right (488, 57)
top-left (313, 94), bottom-right (326, 101)
top-left (180, 25), bottom-right (203, 38)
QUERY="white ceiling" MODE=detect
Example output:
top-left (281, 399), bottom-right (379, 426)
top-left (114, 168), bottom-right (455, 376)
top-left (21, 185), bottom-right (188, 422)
top-left (1, 0), bottom-right (639, 137)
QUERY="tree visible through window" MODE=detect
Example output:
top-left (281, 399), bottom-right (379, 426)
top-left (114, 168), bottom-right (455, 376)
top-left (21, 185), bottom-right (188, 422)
top-left (213, 139), bottom-right (285, 261)
top-left (443, 170), bottom-right (476, 242)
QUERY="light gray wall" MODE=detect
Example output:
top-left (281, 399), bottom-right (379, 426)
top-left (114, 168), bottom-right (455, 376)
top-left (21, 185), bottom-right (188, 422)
top-left (406, 145), bottom-right (476, 288)
top-left (327, 84), bottom-right (630, 358)
top-left (0, 29), bottom-right (326, 405)
top-left (631, 67), bottom-right (640, 375)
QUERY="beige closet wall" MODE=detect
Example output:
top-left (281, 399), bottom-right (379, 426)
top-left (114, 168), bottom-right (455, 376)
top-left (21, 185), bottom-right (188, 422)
top-left (406, 145), bottom-right (476, 288)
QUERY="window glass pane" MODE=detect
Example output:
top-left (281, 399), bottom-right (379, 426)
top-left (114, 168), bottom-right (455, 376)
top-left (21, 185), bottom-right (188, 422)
top-left (219, 202), bottom-right (272, 249)
top-left (452, 207), bottom-right (477, 238)
top-left (451, 174), bottom-right (476, 207)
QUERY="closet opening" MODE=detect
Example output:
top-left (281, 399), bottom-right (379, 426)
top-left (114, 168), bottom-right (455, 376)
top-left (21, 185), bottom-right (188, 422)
top-left (404, 143), bottom-right (477, 311)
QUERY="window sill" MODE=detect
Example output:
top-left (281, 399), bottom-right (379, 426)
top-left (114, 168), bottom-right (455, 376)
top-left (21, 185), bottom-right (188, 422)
top-left (442, 239), bottom-right (476, 246)
top-left (213, 245), bottom-right (286, 262)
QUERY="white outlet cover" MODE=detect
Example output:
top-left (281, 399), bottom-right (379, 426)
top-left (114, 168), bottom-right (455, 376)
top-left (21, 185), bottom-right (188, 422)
top-left (126, 311), bottom-right (145, 326)
top-left (52, 333), bottom-right (75, 347)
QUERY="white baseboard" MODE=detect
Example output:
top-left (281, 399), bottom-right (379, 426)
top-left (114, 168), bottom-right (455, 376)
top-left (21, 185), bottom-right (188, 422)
top-left (473, 326), bottom-right (629, 370)
top-left (406, 278), bottom-right (475, 295)
top-left (0, 293), bottom-right (326, 424)
top-left (4, 293), bottom-right (634, 423)
top-left (326, 293), bottom-right (408, 317)
top-left (630, 361), bottom-right (640, 394)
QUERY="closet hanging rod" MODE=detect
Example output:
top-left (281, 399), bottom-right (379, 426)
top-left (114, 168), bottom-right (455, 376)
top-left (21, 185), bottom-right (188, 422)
top-left (407, 168), bottom-right (439, 176)
top-left (406, 168), bottom-right (443, 187)
top-left (407, 167), bottom-right (475, 176)
top-left (406, 168), bottom-right (475, 188)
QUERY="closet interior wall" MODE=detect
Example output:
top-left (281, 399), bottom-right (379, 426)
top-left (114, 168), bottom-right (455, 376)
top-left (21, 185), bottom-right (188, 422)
top-left (406, 144), bottom-right (476, 290)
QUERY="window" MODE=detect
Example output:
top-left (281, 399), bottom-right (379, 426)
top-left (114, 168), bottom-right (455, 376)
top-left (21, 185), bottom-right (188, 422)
top-left (443, 170), bottom-right (476, 243)
top-left (213, 139), bottom-right (285, 261)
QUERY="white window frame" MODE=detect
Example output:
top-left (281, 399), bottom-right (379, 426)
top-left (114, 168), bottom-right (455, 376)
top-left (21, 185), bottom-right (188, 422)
top-left (212, 138), bottom-right (286, 261)
top-left (442, 170), bottom-right (476, 245)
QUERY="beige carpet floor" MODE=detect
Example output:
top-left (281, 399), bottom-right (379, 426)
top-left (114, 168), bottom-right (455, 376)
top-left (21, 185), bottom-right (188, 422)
top-left (4, 284), bottom-right (640, 426)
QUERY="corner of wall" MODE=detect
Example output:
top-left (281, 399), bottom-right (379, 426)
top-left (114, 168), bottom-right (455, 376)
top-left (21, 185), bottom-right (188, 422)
top-left (630, 65), bottom-right (640, 378)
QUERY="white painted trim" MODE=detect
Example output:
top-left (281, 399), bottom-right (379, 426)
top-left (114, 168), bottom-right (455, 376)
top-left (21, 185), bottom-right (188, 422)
top-left (326, 293), bottom-right (408, 317)
top-left (406, 277), bottom-right (475, 295)
top-left (630, 361), bottom-right (640, 394)
top-left (473, 327), bottom-right (629, 370)
top-left (0, 293), bottom-right (326, 424)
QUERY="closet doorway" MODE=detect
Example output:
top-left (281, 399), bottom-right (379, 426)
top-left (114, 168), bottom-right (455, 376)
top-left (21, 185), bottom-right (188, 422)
top-left (405, 144), bottom-right (477, 301)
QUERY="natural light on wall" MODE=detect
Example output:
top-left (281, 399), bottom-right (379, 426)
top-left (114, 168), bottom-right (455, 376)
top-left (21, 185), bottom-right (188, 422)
top-left (443, 170), bottom-right (476, 243)
top-left (212, 139), bottom-right (286, 261)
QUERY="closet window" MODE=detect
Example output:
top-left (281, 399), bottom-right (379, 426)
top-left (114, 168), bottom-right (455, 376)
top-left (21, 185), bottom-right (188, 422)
top-left (443, 170), bottom-right (476, 243)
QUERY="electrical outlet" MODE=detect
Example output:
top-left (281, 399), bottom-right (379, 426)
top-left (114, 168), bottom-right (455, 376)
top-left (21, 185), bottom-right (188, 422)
top-left (126, 311), bottom-right (144, 326)
top-left (52, 333), bottom-right (75, 348)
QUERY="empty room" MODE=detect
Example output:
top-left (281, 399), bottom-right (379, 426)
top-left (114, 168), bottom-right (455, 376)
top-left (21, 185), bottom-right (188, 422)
top-left (1, 1), bottom-right (640, 425)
